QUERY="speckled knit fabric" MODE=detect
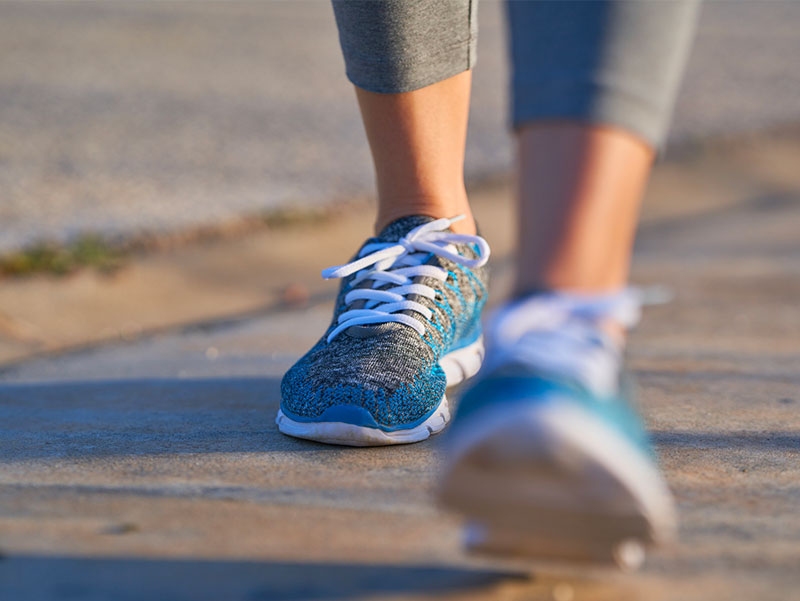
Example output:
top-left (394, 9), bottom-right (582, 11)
top-left (280, 216), bottom-right (489, 430)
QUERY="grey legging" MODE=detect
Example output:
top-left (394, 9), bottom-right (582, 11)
top-left (331, 0), bottom-right (700, 148)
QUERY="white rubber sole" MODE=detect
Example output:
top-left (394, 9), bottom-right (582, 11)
top-left (437, 396), bottom-right (677, 568)
top-left (276, 337), bottom-right (484, 447)
top-left (440, 336), bottom-right (485, 388)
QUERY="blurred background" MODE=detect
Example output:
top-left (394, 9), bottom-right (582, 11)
top-left (1, 3), bottom-right (800, 600)
top-left (2, 1), bottom-right (800, 251)
top-left (2, 0), bottom-right (800, 366)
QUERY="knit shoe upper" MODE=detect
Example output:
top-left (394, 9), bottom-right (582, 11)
top-left (450, 289), bottom-right (652, 452)
top-left (278, 215), bottom-right (490, 444)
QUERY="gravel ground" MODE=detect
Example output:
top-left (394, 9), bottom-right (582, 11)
top-left (1, 0), bottom-right (799, 252)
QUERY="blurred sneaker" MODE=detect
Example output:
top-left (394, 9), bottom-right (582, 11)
top-left (278, 215), bottom-right (490, 446)
top-left (438, 290), bottom-right (676, 568)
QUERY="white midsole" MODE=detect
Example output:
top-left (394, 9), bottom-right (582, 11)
top-left (440, 396), bottom-right (677, 544)
top-left (440, 336), bottom-right (484, 388)
top-left (276, 393), bottom-right (450, 447)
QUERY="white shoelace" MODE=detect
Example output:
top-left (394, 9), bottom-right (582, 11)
top-left (485, 288), bottom-right (658, 397)
top-left (321, 216), bottom-right (490, 343)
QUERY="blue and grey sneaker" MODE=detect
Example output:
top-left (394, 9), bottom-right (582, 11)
top-left (278, 215), bottom-right (490, 446)
top-left (438, 290), bottom-right (676, 568)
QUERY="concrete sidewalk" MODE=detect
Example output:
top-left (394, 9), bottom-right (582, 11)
top-left (1, 131), bottom-right (799, 600)
top-left (3, 129), bottom-right (799, 367)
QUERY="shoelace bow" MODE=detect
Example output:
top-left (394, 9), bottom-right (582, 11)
top-left (321, 216), bottom-right (490, 343)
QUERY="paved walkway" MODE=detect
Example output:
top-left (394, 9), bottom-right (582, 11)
top-left (2, 133), bottom-right (799, 599)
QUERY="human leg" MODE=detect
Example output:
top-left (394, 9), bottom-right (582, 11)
top-left (515, 123), bottom-right (653, 294)
top-left (508, 0), bottom-right (700, 294)
top-left (355, 73), bottom-right (476, 235)
top-left (278, 0), bottom-right (488, 445)
top-left (332, 0), bottom-right (478, 234)
top-left (440, 0), bottom-right (701, 565)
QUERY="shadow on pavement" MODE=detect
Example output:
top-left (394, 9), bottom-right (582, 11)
top-left (0, 377), bottom-right (330, 461)
top-left (3, 376), bottom-right (798, 460)
top-left (651, 430), bottom-right (800, 451)
top-left (0, 555), bottom-right (530, 601)
top-left (636, 368), bottom-right (800, 385)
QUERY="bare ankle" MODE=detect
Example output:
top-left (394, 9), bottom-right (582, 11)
top-left (375, 204), bottom-right (476, 235)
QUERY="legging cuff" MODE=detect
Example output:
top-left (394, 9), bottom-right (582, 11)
top-left (343, 39), bottom-right (477, 94)
top-left (332, 0), bottom-right (478, 94)
top-left (512, 77), bottom-right (672, 149)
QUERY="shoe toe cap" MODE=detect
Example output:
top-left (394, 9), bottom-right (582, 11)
top-left (280, 362), bottom-right (446, 429)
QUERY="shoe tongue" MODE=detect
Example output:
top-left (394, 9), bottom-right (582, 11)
top-left (376, 215), bottom-right (438, 243)
top-left (344, 216), bottom-right (437, 340)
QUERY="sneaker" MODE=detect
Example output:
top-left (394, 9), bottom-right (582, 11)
top-left (277, 215), bottom-right (490, 446)
top-left (437, 289), bottom-right (676, 568)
